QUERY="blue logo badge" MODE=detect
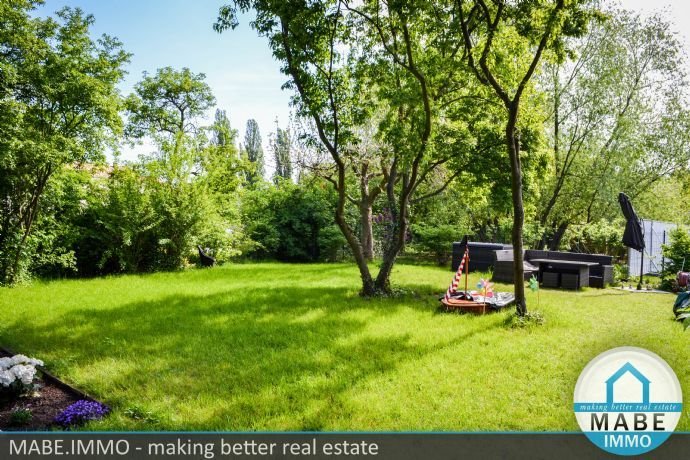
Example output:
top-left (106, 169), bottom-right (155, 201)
top-left (574, 347), bottom-right (682, 455)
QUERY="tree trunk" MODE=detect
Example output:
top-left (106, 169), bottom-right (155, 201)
top-left (335, 210), bottom-right (375, 296)
top-left (278, 18), bottom-right (378, 296)
top-left (548, 222), bottom-right (569, 250)
top-left (372, 163), bottom-right (408, 295)
top-left (374, 208), bottom-right (407, 294)
top-left (360, 202), bottom-right (374, 262)
top-left (359, 171), bottom-right (374, 262)
top-left (7, 169), bottom-right (51, 284)
top-left (506, 108), bottom-right (527, 316)
top-left (333, 166), bottom-right (376, 296)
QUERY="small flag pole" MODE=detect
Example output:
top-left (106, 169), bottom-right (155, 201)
top-left (529, 275), bottom-right (540, 309)
top-left (464, 247), bottom-right (469, 295)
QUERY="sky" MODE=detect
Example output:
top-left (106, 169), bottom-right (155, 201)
top-left (34, 0), bottom-right (690, 163)
top-left (36, 0), bottom-right (292, 164)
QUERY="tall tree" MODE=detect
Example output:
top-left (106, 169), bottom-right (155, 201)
top-left (124, 67), bottom-right (215, 139)
top-left (272, 124), bottom-right (292, 182)
top-left (345, 117), bottom-right (386, 262)
top-left (0, 2), bottom-right (130, 284)
top-left (123, 69), bottom-right (244, 266)
top-left (203, 108), bottom-right (247, 242)
top-left (290, 113), bottom-right (383, 262)
top-left (205, 108), bottom-right (244, 194)
top-left (455, 0), bottom-right (596, 314)
top-left (211, 108), bottom-right (237, 148)
top-left (217, 0), bottom-right (485, 294)
top-left (243, 119), bottom-right (265, 183)
top-left (538, 9), bottom-right (690, 248)
top-left (217, 0), bottom-right (397, 294)
top-left (146, 133), bottom-right (210, 269)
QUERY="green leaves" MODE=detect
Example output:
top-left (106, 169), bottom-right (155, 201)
top-left (674, 292), bottom-right (690, 331)
top-left (272, 125), bottom-right (292, 183)
top-left (538, 8), bottom-right (690, 246)
top-left (674, 291), bottom-right (690, 310)
top-left (244, 119), bottom-right (265, 183)
top-left (124, 67), bottom-right (216, 139)
top-left (0, 2), bottom-right (129, 284)
top-left (241, 180), bottom-right (344, 262)
top-left (662, 228), bottom-right (690, 278)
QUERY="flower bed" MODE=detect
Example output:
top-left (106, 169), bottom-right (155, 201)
top-left (0, 348), bottom-right (108, 430)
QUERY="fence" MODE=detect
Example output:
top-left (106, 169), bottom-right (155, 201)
top-left (627, 219), bottom-right (676, 277)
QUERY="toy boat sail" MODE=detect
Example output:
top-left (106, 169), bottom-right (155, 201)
top-left (441, 239), bottom-right (485, 312)
top-left (440, 236), bottom-right (515, 314)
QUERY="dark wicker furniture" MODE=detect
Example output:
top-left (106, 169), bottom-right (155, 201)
top-left (451, 241), bottom-right (512, 272)
top-left (491, 250), bottom-right (613, 288)
top-left (530, 259), bottom-right (599, 290)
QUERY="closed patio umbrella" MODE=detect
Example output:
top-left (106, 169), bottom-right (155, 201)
top-left (619, 193), bottom-right (645, 251)
top-left (618, 192), bottom-right (645, 289)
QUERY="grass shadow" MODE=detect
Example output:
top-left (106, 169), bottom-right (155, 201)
top-left (3, 275), bottom-right (503, 430)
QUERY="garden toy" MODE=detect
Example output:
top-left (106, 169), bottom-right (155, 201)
top-left (441, 244), bottom-right (515, 314)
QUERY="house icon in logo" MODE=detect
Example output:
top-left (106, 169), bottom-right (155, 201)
top-left (605, 362), bottom-right (650, 404)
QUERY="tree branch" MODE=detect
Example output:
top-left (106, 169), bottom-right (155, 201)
top-left (411, 169), bottom-right (463, 203)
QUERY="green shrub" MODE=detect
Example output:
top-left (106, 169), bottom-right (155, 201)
top-left (562, 220), bottom-right (625, 256)
top-left (658, 277), bottom-right (677, 292)
top-left (673, 292), bottom-right (690, 330)
top-left (10, 408), bottom-right (32, 426)
top-left (410, 224), bottom-right (464, 265)
top-left (662, 227), bottom-right (690, 277)
top-left (242, 180), bottom-right (345, 262)
top-left (612, 263), bottom-right (629, 285)
top-left (71, 137), bottom-right (245, 274)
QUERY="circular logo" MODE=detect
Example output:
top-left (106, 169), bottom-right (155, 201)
top-left (574, 347), bottom-right (682, 456)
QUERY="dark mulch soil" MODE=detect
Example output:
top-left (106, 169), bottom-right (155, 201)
top-left (0, 348), bottom-right (88, 431)
top-left (0, 383), bottom-right (80, 431)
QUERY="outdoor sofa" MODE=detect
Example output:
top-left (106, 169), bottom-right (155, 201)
top-left (491, 249), bottom-right (614, 288)
top-left (451, 241), bottom-right (513, 272)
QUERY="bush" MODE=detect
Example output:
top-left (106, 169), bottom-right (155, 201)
top-left (662, 227), bottom-right (690, 277)
top-left (562, 220), bottom-right (625, 256)
top-left (242, 180), bottom-right (345, 262)
top-left (28, 168), bottom-right (91, 279)
top-left (69, 138), bottom-right (245, 275)
top-left (410, 224), bottom-right (464, 265)
top-left (612, 263), bottom-right (629, 285)
top-left (658, 277), bottom-right (677, 292)
top-left (81, 165), bottom-right (160, 274)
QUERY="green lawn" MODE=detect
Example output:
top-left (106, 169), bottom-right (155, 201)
top-left (0, 262), bottom-right (687, 431)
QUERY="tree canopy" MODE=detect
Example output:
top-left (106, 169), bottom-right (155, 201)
top-left (2, 0), bottom-right (690, 302)
top-left (124, 67), bottom-right (216, 138)
top-left (539, 8), bottom-right (690, 249)
top-left (0, 1), bottom-right (130, 284)
top-left (243, 118), bottom-right (265, 183)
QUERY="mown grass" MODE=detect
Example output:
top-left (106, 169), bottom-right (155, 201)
top-left (0, 262), bottom-right (687, 431)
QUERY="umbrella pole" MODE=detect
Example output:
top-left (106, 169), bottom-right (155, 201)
top-left (637, 249), bottom-right (644, 290)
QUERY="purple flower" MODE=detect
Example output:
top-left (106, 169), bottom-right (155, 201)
top-left (54, 400), bottom-right (110, 428)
